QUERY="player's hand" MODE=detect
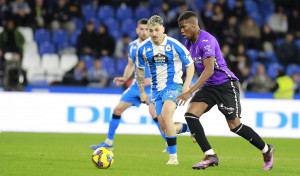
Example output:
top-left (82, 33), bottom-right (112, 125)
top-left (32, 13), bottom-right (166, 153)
top-left (113, 77), bottom-right (125, 86)
top-left (144, 78), bottom-right (152, 87)
top-left (174, 91), bottom-right (192, 106)
top-left (140, 92), bottom-right (149, 104)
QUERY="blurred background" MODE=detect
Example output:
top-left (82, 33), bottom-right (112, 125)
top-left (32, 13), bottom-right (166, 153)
top-left (0, 0), bottom-right (299, 98)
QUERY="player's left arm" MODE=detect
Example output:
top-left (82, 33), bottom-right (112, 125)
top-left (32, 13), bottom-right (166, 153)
top-left (136, 46), bottom-right (149, 104)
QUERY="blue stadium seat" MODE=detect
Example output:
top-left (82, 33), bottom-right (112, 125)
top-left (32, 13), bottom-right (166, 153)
top-left (227, 0), bottom-right (235, 10)
top-left (267, 62), bottom-right (284, 79)
top-left (259, 1), bottom-right (275, 16)
top-left (52, 29), bottom-right (69, 45)
top-left (249, 13), bottom-right (263, 27)
top-left (149, 0), bottom-right (163, 8)
top-left (72, 18), bottom-right (84, 31)
top-left (263, 51), bottom-right (277, 62)
top-left (103, 18), bottom-right (119, 33)
top-left (275, 38), bottom-right (284, 47)
top-left (111, 31), bottom-right (121, 42)
top-left (246, 49), bottom-right (259, 62)
top-left (121, 19), bottom-right (136, 35)
top-left (101, 56), bottom-right (116, 76)
top-left (57, 42), bottom-right (71, 52)
top-left (135, 7), bottom-right (150, 21)
top-left (82, 5), bottom-right (96, 21)
top-left (295, 39), bottom-right (300, 50)
top-left (86, 17), bottom-right (100, 31)
top-left (71, 30), bottom-right (81, 46)
top-left (34, 29), bottom-right (50, 44)
top-left (116, 6), bottom-right (132, 22)
top-left (244, 0), bottom-right (259, 15)
top-left (39, 41), bottom-right (55, 56)
top-left (98, 5), bottom-right (114, 21)
top-left (116, 58), bottom-right (128, 75)
top-left (80, 55), bottom-right (95, 70)
top-left (286, 64), bottom-right (300, 77)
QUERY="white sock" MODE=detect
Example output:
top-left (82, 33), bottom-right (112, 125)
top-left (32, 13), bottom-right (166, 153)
top-left (104, 138), bottom-right (113, 146)
top-left (204, 149), bottom-right (215, 155)
top-left (261, 143), bottom-right (268, 153)
top-left (169, 153), bottom-right (177, 158)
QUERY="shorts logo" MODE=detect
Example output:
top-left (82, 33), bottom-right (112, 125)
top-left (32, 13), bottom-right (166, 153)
top-left (166, 90), bottom-right (179, 98)
top-left (219, 103), bottom-right (234, 114)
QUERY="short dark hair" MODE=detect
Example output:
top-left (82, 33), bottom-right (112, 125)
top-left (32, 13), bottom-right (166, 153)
top-left (178, 11), bottom-right (197, 22)
top-left (138, 18), bottom-right (148, 25)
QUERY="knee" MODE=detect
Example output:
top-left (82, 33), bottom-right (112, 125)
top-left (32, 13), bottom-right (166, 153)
top-left (113, 107), bottom-right (123, 116)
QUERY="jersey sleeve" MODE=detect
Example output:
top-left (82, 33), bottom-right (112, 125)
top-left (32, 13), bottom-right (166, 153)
top-left (174, 42), bottom-right (193, 66)
top-left (136, 45), bottom-right (145, 68)
top-left (200, 38), bottom-right (215, 59)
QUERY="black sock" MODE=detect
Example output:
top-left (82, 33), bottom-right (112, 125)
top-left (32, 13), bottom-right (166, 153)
top-left (180, 123), bottom-right (188, 133)
top-left (153, 117), bottom-right (158, 122)
top-left (231, 123), bottom-right (265, 150)
top-left (112, 114), bottom-right (121, 119)
top-left (185, 112), bottom-right (212, 153)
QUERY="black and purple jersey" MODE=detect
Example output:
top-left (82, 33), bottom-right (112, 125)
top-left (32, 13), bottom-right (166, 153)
top-left (185, 30), bottom-right (238, 86)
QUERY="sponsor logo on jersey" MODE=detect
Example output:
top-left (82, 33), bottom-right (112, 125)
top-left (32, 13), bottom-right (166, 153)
top-left (152, 53), bottom-right (168, 64)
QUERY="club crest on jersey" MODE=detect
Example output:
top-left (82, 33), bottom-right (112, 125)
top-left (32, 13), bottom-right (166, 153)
top-left (152, 53), bottom-right (168, 65)
top-left (165, 44), bottom-right (171, 51)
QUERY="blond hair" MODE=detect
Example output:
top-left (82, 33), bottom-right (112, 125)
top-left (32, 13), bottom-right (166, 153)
top-left (147, 15), bottom-right (163, 26)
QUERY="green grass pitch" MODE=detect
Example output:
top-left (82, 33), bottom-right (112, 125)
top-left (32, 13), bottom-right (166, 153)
top-left (1, 132), bottom-right (299, 176)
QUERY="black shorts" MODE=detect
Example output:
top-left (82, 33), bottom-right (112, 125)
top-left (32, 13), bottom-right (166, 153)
top-left (190, 80), bottom-right (241, 120)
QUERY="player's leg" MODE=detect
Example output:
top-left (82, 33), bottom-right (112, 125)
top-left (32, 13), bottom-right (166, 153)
top-left (174, 122), bottom-right (190, 134)
top-left (149, 103), bottom-right (166, 142)
top-left (220, 81), bottom-right (274, 170)
top-left (185, 102), bottom-right (220, 170)
top-left (90, 101), bottom-right (132, 150)
top-left (161, 99), bottom-right (178, 165)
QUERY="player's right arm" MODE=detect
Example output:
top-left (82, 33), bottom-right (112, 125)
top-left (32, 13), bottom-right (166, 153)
top-left (136, 46), bottom-right (149, 104)
top-left (113, 59), bottom-right (134, 86)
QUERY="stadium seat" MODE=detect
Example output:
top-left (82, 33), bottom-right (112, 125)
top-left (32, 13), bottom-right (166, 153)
top-left (121, 19), bottom-right (136, 35)
top-left (103, 18), bottom-right (119, 33)
top-left (149, 0), bottom-right (163, 8)
top-left (46, 68), bottom-right (64, 83)
top-left (34, 29), bottom-right (50, 44)
top-left (23, 41), bottom-right (39, 55)
top-left (39, 41), bottom-right (55, 56)
top-left (134, 7), bottom-right (150, 21)
top-left (275, 38), bottom-right (284, 47)
top-left (295, 40), bottom-right (300, 50)
top-left (249, 13), bottom-right (263, 27)
top-left (244, 0), bottom-right (259, 15)
top-left (80, 55), bottom-right (95, 70)
top-left (263, 51), bottom-right (277, 62)
top-left (101, 56), bottom-right (116, 76)
top-left (259, 1), bottom-right (275, 16)
top-left (98, 5), bottom-right (114, 21)
top-left (72, 18), bottom-right (84, 31)
top-left (116, 58), bottom-right (128, 75)
top-left (22, 53), bottom-right (41, 71)
top-left (18, 27), bottom-right (34, 43)
top-left (70, 30), bottom-right (81, 46)
top-left (60, 54), bottom-right (79, 73)
top-left (227, 0), bottom-right (235, 10)
top-left (111, 31), bottom-right (121, 42)
top-left (267, 62), bottom-right (284, 79)
top-left (246, 49), bottom-right (259, 62)
top-left (41, 54), bottom-right (60, 72)
top-left (286, 64), bottom-right (300, 77)
top-left (52, 29), bottom-right (69, 45)
top-left (26, 67), bottom-right (47, 85)
top-left (116, 6), bottom-right (132, 22)
top-left (82, 5), bottom-right (96, 21)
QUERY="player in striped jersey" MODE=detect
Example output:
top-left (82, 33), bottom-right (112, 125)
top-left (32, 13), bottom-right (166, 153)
top-left (90, 19), bottom-right (191, 151)
top-left (136, 15), bottom-right (195, 165)
top-left (176, 11), bottom-right (274, 170)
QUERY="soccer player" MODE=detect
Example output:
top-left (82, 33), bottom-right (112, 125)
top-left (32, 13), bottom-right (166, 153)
top-left (90, 19), bottom-right (190, 151)
top-left (136, 15), bottom-right (195, 165)
top-left (175, 11), bottom-right (275, 170)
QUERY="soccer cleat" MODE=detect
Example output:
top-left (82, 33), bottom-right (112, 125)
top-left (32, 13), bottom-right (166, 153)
top-left (166, 154), bottom-right (179, 165)
top-left (90, 142), bottom-right (113, 150)
top-left (263, 144), bottom-right (275, 170)
top-left (192, 154), bottom-right (220, 170)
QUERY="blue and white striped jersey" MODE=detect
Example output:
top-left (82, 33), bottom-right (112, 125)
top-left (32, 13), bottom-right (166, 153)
top-left (137, 34), bottom-right (193, 92)
top-left (128, 38), bottom-right (151, 87)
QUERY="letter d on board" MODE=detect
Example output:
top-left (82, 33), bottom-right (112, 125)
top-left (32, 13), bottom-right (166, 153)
top-left (68, 106), bottom-right (99, 123)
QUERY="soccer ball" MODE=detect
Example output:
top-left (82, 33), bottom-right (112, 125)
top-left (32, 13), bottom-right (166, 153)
top-left (92, 147), bottom-right (114, 169)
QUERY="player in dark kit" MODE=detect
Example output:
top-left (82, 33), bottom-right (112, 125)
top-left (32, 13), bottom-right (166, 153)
top-left (175, 11), bottom-right (275, 170)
